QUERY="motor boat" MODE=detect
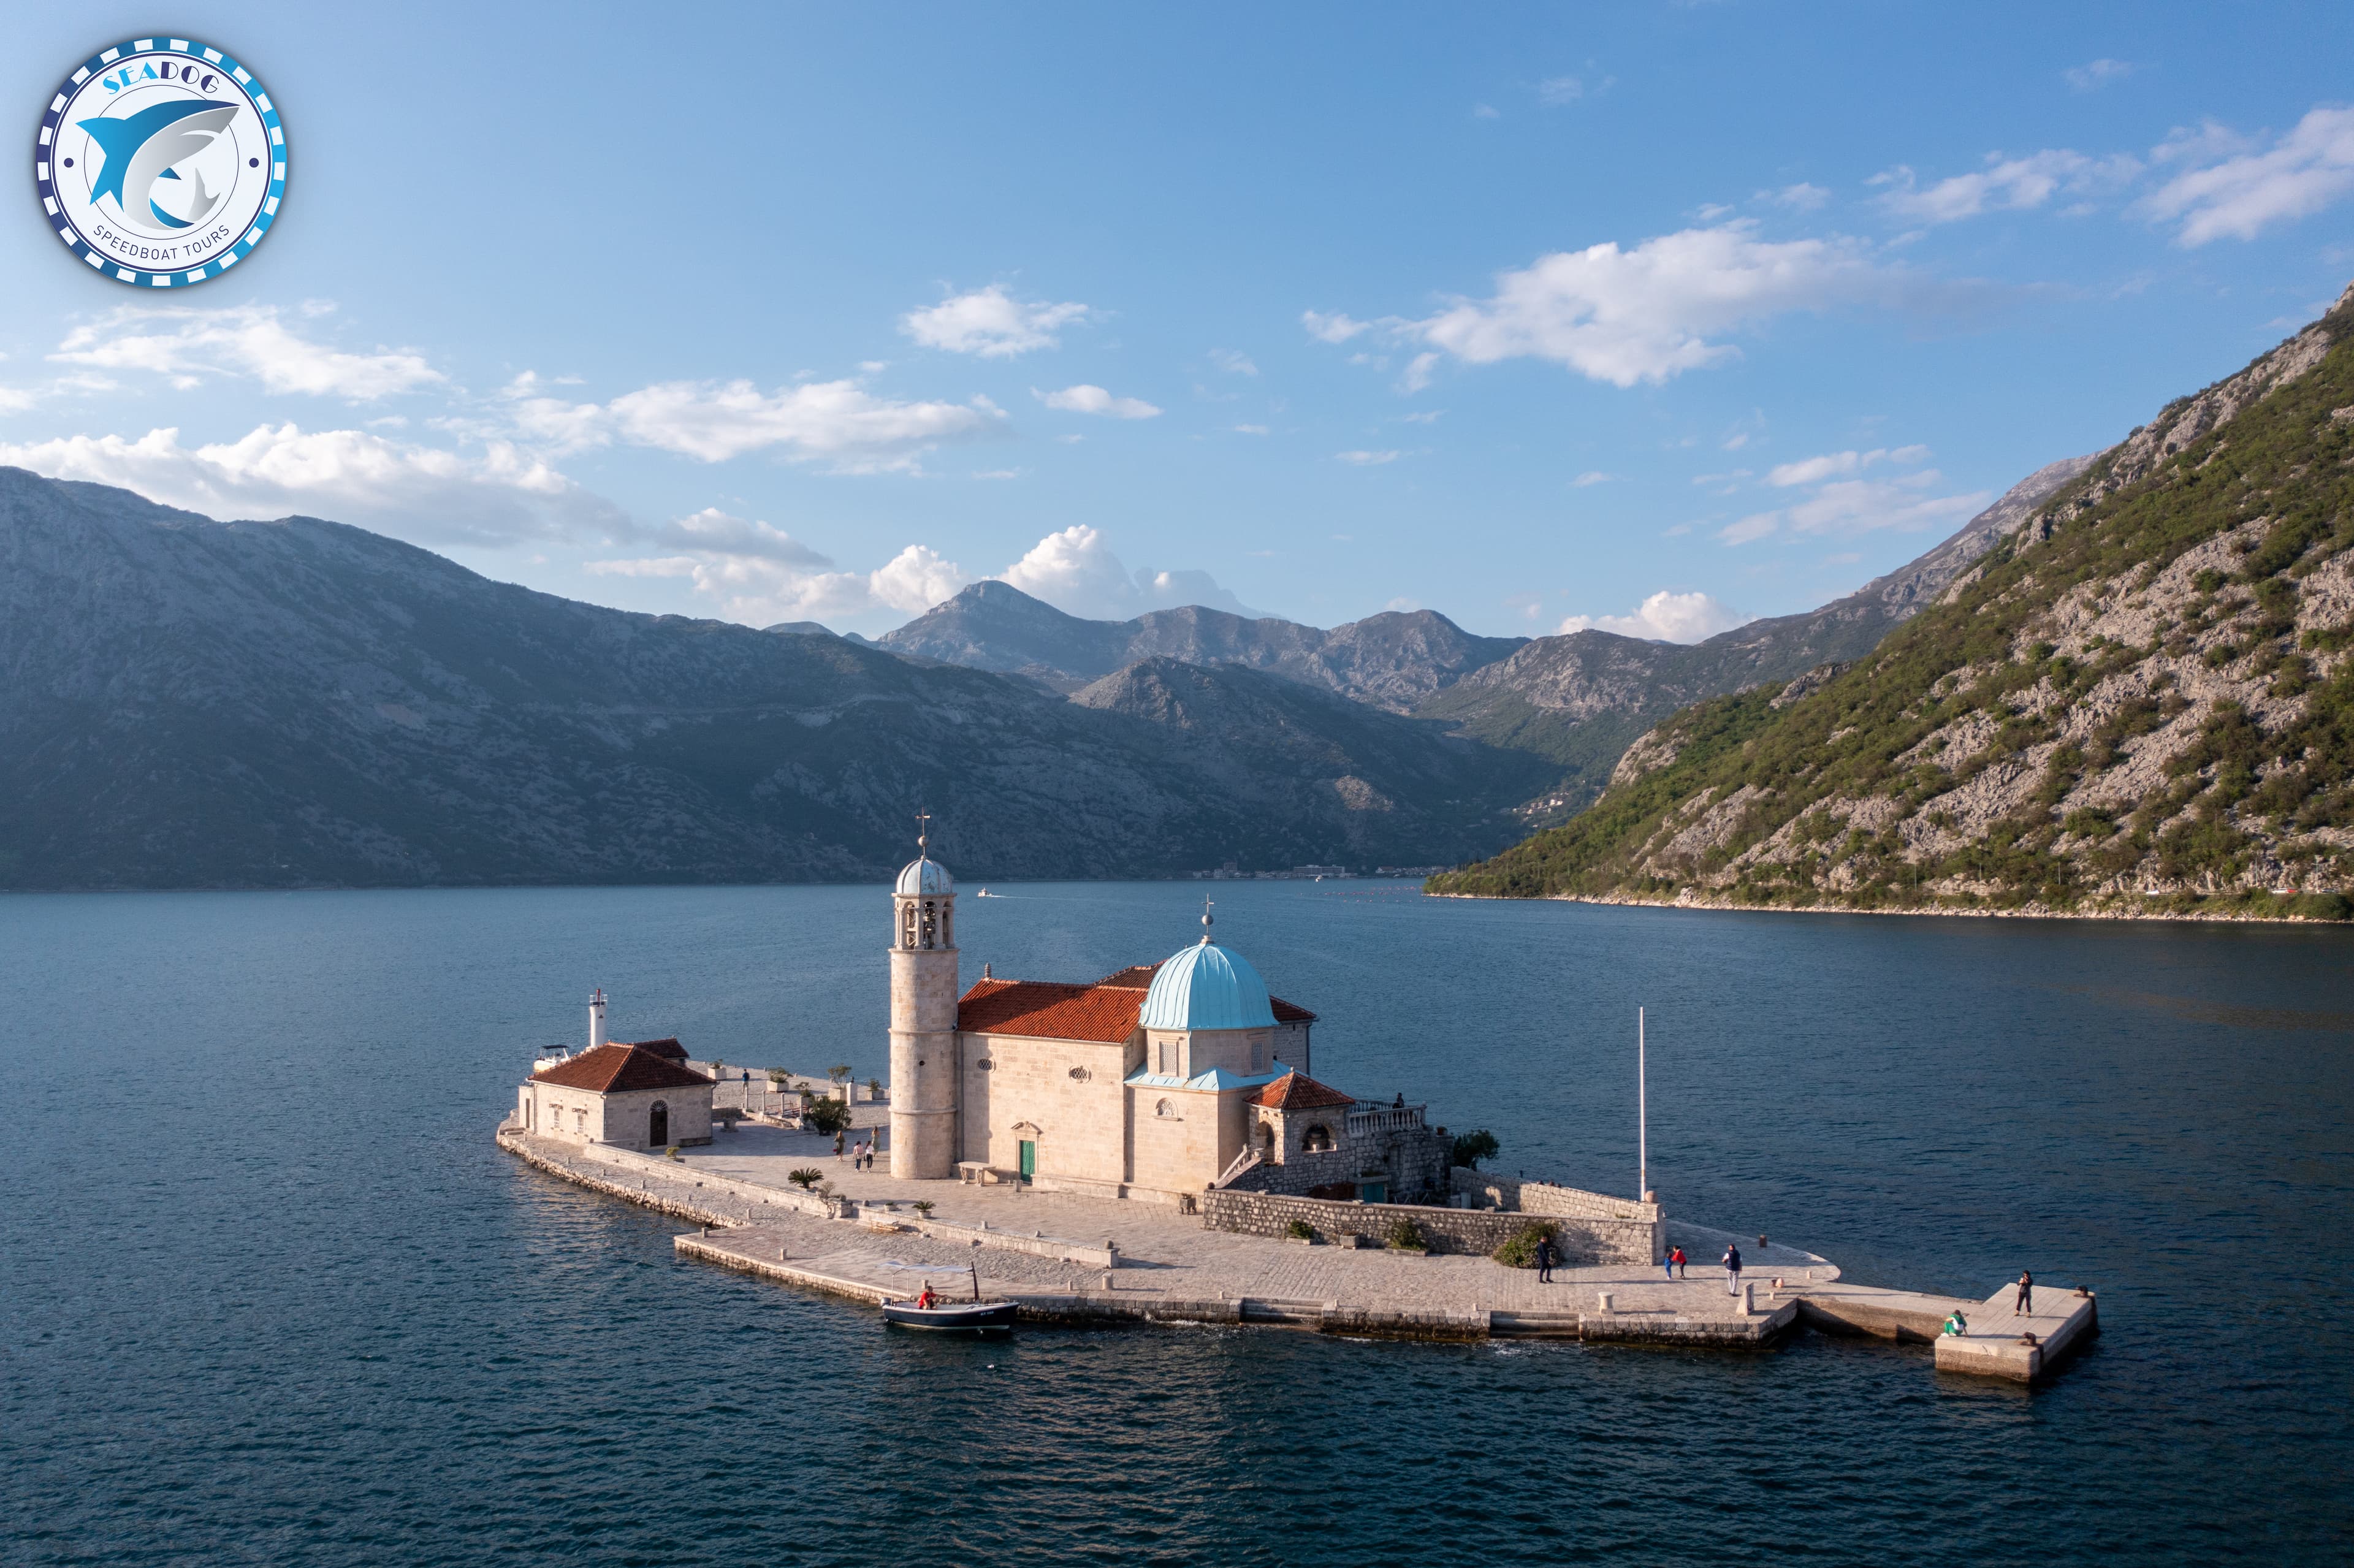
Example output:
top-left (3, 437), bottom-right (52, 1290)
top-left (883, 1263), bottom-right (1015, 1331)
top-left (882, 1297), bottom-right (1018, 1331)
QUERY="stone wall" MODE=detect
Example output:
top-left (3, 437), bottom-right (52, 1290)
top-left (1200, 1189), bottom-right (1557, 1257)
top-left (1449, 1168), bottom-right (1663, 1264)
top-left (1229, 1123), bottom-right (1451, 1205)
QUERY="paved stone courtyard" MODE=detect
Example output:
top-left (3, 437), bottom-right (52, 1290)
top-left (517, 1122), bottom-right (1840, 1326)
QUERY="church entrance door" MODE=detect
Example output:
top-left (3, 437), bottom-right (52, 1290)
top-left (1358, 1181), bottom-right (1388, 1204)
top-left (649, 1102), bottom-right (669, 1147)
top-left (1018, 1140), bottom-right (1037, 1182)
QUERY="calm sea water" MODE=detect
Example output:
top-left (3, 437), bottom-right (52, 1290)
top-left (4, 881), bottom-right (2351, 1566)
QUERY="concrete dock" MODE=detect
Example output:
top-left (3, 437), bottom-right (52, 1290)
top-left (501, 1123), bottom-right (2095, 1381)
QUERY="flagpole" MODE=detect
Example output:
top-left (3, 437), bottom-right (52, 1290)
top-left (1637, 1005), bottom-right (1647, 1203)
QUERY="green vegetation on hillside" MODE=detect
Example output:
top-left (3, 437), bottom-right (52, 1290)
top-left (1431, 289), bottom-right (2354, 921)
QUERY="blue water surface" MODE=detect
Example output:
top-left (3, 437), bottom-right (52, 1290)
top-left (3, 881), bottom-right (2350, 1565)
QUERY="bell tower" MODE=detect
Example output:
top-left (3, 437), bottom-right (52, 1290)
top-left (888, 815), bottom-right (960, 1179)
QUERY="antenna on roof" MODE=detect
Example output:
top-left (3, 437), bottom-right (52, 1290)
top-left (1200, 897), bottom-right (1215, 943)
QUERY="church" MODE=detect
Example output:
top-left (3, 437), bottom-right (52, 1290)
top-left (887, 834), bottom-right (1451, 1206)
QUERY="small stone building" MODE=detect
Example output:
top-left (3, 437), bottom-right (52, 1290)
top-left (518, 1041), bottom-right (715, 1148)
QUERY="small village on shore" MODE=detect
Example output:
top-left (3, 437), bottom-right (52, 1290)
top-left (501, 834), bottom-right (2097, 1383)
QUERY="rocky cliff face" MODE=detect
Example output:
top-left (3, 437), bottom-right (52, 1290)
top-left (0, 471), bottom-right (1552, 888)
top-left (1431, 283), bottom-right (2354, 919)
top-left (881, 582), bottom-right (1526, 709)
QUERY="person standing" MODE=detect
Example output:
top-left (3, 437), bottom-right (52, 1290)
top-left (1535, 1235), bottom-right (1556, 1285)
top-left (834, 1128), bottom-right (845, 1161)
top-left (1671, 1246), bottom-right (1687, 1279)
top-left (2015, 1269), bottom-right (2033, 1316)
top-left (1663, 1247), bottom-right (1675, 1282)
top-left (1723, 1242), bottom-right (1743, 1297)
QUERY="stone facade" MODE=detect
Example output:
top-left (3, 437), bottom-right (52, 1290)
top-left (960, 1029), bottom-right (1137, 1188)
top-left (517, 1077), bottom-right (712, 1149)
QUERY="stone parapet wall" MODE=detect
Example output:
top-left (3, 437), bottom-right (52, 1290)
top-left (1201, 1189), bottom-right (1555, 1257)
top-left (1449, 1168), bottom-right (1662, 1263)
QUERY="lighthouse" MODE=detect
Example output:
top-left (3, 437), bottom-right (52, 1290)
top-left (588, 988), bottom-right (608, 1051)
top-left (888, 818), bottom-right (959, 1179)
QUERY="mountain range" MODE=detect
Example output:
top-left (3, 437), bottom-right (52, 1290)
top-left (0, 416), bottom-right (2090, 889)
top-left (1431, 283), bottom-right (2354, 920)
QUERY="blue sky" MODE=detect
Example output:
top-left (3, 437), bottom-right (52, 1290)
top-left (6, 2), bottom-right (2353, 639)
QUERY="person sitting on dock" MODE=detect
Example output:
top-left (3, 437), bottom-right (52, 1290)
top-left (1942, 1311), bottom-right (1968, 1338)
top-left (1722, 1242), bottom-right (1743, 1297)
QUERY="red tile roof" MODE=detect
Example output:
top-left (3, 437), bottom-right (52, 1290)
top-left (620, 1037), bottom-right (688, 1062)
top-left (958, 978), bottom-right (1144, 1043)
top-left (534, 1043), bottom-right (714, 1094)
top-left (1252, 1071), bottom-right (1356, 1111)
top-left (1270, 996), bottom-right (1316, 1024)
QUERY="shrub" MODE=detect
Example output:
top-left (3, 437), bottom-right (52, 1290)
top-left (787, 1168), bottom-right (823, 1190)
top-left (1450, 1130), bottom-right (1500, 1170)
top-left (767, 1068), bottom-right (793, 1085)
top-left (801, 1098), bottom-right (851, 1135)
top-left (1384, 1217), bottom-right (1427, 1252)
top-left (912, 1200), bottom-right (935, 1216)
top-left (1492, 1222), bottom-right (1560, 1269)
top-left (664, 1146), bottom-right (682, 1162)
top-left (1284, 1219), bottom-right (1316, 1241)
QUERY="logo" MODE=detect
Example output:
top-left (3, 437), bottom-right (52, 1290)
top-left (35, 37), bottom-right (288, 287)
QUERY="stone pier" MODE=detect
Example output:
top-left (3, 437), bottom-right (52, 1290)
top-left (500, 1122), bottom-right (2097, 1381)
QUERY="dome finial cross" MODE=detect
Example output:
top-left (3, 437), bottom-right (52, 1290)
top-left (1200, 897), bottom-right (1215, 943)
top-left (916, 810), bottom-right (931, 856)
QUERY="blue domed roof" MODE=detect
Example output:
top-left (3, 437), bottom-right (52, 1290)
top-left (1140, 938), bottom-right (1275, 1030)
top-left (896, 856), bottom-right (953, 896)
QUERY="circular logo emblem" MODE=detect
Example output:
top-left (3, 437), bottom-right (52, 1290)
top-left (35, 37), bottom-right (288, 287)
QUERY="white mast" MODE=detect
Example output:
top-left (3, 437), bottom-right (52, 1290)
top-left (1637, 1005), bottom-right (1647, 1203)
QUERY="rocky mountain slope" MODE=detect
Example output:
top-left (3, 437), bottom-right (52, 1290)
top-left (879, 580), bottom-right (1527, 709)
top-left (1430, 285), bottom-right (2354, 920)
top-left (876, 463), bottom-right (2093, 821)
top-left (0, 471), bottom-right (1553, 888)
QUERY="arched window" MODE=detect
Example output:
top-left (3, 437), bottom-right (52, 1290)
top-left (900, 902), bottom-right (916, 948)
top-left (920, 900), bottom-right (937, 947)
top-left (1155, 1098), bottom-right (1175, 1119)
top-left (942, 905), bottom-right (953, 946)
top-left (1302, 1124), bottom-right (1334, 1153)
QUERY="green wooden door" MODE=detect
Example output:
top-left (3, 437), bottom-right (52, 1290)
top-left (1358, 1181), bottom-right (1388, 1204)
top-left (1018, 1140), bottom-right (1037, 1181)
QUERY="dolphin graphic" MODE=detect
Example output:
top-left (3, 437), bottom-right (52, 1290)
top-left (75, 99), bottom-right (238, 231)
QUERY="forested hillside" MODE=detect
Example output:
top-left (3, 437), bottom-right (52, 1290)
top-left (1430, 284), bottom-right (2354, 921)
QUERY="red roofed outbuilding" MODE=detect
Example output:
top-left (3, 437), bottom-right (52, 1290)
top-left (517, 1041), bottom-right (714, 1149)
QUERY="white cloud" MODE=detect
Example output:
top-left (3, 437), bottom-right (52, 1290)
top-left (901, 284), bottom-right (1091, 357)
top-left (2065, 59), bottom-right (2135, 92)
top-left (1396, 352), bottom-right (1441, 394)
top-left (50, 304), bottom-right (441, 399)
top-left (1034, 384), bottom-right (1162, 419)
top-left (1870, 150), bottom-right (2136, 224)
top-left (1233, 424), bottom-right (1270, 435)
top-left (587, 526), bottom-right (968, 625)
top-left (1765, 445), bottom-right (1934, 486)
top-left (1572, 470), bottom-right (1619, 487)
top-left (1538, 76), bottom-right (1583, 105)
top-left (1560, 590), bottom-right (1749, 643)
top-left (1301, 310), bottom-right (1374, 344)
top-left (492, 375), bottom-right (1005, 470)
top-left (0, 424), bottom-right (622, 547)
top-left (1335, 449), bottom-right (1401, 465)
top-left (1723, 446), bottom-right (1983, 544)
top-left (1390, 223), bottom-right (1969, 388)
top-left (1472, 103), bottom-right (1500, 120)
top-left (1761, 182), bottom-right (1832, 211)
top-left (1208, 348), bottom-right (1259, 376)
top-left (2138, 105), bottom-right (2354, 245)
top-left (998, 524), bottom-right (1262, 619)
